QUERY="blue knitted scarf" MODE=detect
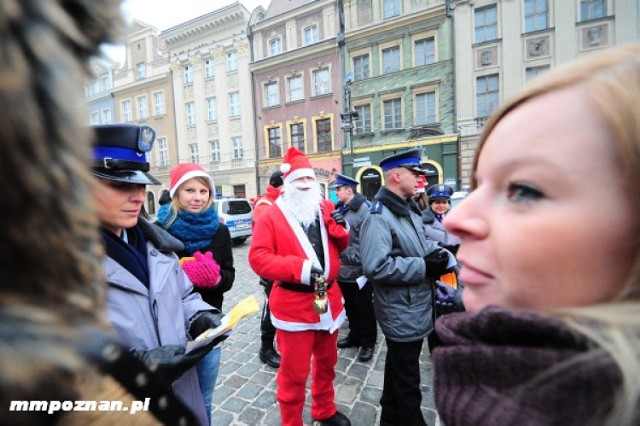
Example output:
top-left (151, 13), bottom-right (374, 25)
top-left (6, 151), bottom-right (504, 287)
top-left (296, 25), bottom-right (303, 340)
top-left (157, 204), bottom-right (219, 254)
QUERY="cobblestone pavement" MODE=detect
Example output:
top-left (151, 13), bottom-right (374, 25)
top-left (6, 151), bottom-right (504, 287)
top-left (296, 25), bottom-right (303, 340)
top-left (211, 240), bottom-right (440, 426)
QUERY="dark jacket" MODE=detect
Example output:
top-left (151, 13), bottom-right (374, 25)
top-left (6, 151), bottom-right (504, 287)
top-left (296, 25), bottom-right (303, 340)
top-left (337, 193), bottom-right (370, 281)
top-left (176, 223), bottom-right (235, 310)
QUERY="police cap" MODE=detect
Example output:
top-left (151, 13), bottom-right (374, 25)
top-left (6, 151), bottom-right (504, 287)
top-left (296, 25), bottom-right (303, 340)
top-left (91, 124), bottom-right (160, 185)
top-left (379, 148), bottom-right (425, 175)
top-left (427, 184), bottom-right (454, 201)
top-left (329, 173), bottom-right (359, 189)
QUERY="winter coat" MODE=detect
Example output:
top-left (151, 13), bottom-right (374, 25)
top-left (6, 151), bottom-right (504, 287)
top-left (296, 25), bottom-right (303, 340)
top-left (421, 208), bottom-right (461, 247)
top-left (251, 184), bottom-right (281, 229)
top-left (103, 219), bottom-right (214, 425)
top-left (337, 193), bottom-right (370, 282)
top-left (249, 198), bottom-right (349, 332)
top-left (360, 187), bottom-right (440, 342)
top-left (176, 223), bottom-right (235, 310)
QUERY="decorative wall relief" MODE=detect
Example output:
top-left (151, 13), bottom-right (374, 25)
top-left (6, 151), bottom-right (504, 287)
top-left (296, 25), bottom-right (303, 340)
top-left (525, 35), bottom-right (550, 60)
top-left (476, 46), bottom-right (498, 68)
top-left (581, 23), bottom-right (609, 50)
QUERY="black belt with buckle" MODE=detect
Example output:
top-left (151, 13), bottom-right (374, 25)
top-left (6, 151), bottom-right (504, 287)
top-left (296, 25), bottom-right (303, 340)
top-left (278, 281), bottom-right (333, 293)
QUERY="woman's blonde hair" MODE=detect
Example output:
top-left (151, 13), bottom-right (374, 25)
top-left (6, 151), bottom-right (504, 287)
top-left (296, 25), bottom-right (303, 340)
top-left (163, 176), bottom-right (215, 227)
top-left (471, 43), bottom-right (640, 425)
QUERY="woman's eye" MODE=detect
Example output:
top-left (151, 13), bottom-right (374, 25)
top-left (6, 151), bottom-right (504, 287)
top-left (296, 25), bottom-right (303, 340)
top-left (506, 183), bottom-right (543, 203)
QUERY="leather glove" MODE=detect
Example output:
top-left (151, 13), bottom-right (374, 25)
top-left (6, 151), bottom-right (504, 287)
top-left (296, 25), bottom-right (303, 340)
top-left (424, 249), bottom-right (451, 279)
top-left (181, 251), bottom-right (221, 288)
top-left (189, 311), bottom-right (223, 339)
top-left (131, 344), bottom-right (209, 384)
top-left (310, 266), bottom-right (325, 285)
top-left (331, 210), bottom-right (347, 227)
top-left (435, 281), bottom-right (458, 316)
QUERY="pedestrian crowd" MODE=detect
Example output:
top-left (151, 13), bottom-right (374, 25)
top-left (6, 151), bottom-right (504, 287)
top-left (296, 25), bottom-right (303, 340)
top-left (1, 3), bottom-right (638, 425)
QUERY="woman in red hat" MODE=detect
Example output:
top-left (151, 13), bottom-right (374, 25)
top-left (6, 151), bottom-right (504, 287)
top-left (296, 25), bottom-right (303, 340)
top-left (157, 162), bottom-right (236, 425)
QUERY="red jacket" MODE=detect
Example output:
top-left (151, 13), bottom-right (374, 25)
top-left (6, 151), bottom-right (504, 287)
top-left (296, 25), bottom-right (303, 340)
top-left (251, 184), bottom-right (281, 230)
top-left (249, 198), bottom-right (349, 332)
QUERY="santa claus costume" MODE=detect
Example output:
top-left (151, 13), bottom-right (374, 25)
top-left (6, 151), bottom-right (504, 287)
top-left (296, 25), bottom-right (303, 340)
top-left (249, 148), bottom-right (351, 426)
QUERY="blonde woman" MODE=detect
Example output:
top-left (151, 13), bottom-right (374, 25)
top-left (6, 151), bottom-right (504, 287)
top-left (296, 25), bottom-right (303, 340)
top-left (433, 44), bottom-right (640, 426)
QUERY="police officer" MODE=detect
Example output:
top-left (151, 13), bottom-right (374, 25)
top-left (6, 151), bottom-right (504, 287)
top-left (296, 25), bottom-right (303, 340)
top-left (331, 174), bottom-right (377, 362)
top-left (422, 184), bottom-right (461, 251)
top-left (92, 124), bottom-right (224, 425)
top-left (360, 148), bottom-right (454, 426)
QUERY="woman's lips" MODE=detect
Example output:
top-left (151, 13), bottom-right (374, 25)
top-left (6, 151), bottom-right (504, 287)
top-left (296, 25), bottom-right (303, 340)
top-left (457, 261), bottom-right (494, 286)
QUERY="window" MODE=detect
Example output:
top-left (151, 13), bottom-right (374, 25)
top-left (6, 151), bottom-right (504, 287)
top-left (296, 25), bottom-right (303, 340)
top-left (137, 95), bottom-right (148, 120)
top-left (157, 137), bottom-right (168, 167)
top-left (477, 74), bottom-right (499, 117)
top-left (316, 118), bottom-right (332, 152)
top-left (207, 97), bottom-right (218, 121)
top-left (232, 137), bottom-right (243, 159)
top-left (415, 37), bottom-right (435, 66)
top-left (229, 92), bottom-right (240, 116)
top-left (269, 38), bottom-right (282, 56)
top-left (184, 65), bottom-right (193, 84)
top-left (227, 51), bottom-right (238, 72)
top-left (99, 75), bottom-right (110, 92)
top-left (153, 92), bottom-right (165, 116)
top-left (290, 123), bottom-right (305, 151)
top-left (415, 91), bottom-right (436, 125)
top-left (525, 65), bottom-right (550, 81)
top-left (265, 81), bottom-right (279, 107)
top-left (204, 59), bottom-right (215, 78)
top-left (210, 140), bottom-right (220, 162)
top-left (90, 111), bottom-right (100, 125)
top-left (383, 98), bottom-right (402, 129)
top-left (101, 108), bottom-right (112, 124)
top-left (189, 143), bottom-right (199, 163)
top-left (288, 75), bottom-right (303, 102)
top-left (580, 0), bottom-right (605, 21)
top-left (474, 5), bottom-right (497, 43)
top-left (268, 127), bottom-right (282, 158)
top-left (121, 100), bottom-right (132, 122)
top-left (354, 104), bottom-right (371, 134)
top-left (382, 46), bottom-right (400, 74)
top-left (383, 0), bottom-right (400, 19)
top-left (358, 0), bottom-right (373, 25)
top-left (524, 0), bottom-right (548, 32)
top-left (303, 26), bottom-right (319, 45)
top-left (353, 54), bottom-right (370, 80)
top-left (313, 68), bottom-right (330, 96)
top-left (186, 102), bottom-right (196, 125)
top-left (136, 63), bottom-right (146, 80)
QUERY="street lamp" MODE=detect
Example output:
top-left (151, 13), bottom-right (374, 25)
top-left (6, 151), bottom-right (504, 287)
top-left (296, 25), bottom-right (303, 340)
top-left (340, 72), bottom-right (359, 172)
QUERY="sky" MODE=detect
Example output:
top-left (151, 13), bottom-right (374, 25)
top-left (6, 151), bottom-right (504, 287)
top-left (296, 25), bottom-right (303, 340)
top-left (104, 0), bottom-right (271, 63)
top-left (121, 0), bottom-right (271, 30)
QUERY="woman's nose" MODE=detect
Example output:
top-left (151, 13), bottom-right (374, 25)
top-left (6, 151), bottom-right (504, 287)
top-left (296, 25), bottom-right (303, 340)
top-left (443, 190), bottom-right (488, 240)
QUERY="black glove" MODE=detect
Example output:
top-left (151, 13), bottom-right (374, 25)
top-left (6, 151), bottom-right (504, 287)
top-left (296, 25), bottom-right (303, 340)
top-left (435, 281), bottom-right (458, 316)
top-left (424, 249), bottom-right (451, 279)
top-left (310, 266), bottom-right (325, 285)
top-left (438, 243), bottom-right (459, 256)
top-left (189, 311), bottom-right (223, 339)
top-left (331, 210), bottom-right (347, 227)
top-left (131, 344), bottom-right (209, 384)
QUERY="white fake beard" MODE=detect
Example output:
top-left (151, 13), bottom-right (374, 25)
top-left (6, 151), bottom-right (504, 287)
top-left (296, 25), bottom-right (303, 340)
top-left (281, 180), bottom-right (322, 228)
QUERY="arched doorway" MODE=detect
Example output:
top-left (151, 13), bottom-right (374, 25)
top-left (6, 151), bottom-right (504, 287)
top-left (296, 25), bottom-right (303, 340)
top-left (422, 163), bottom-right (440, 188)
top-left (360, 168), bottom-right (382, 201)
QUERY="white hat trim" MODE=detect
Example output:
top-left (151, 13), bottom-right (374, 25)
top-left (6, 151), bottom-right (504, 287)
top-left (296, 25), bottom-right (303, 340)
top-left (170, 170), bottom-right (215, 198)
top-left (284, 167), bottom-right (315, 184)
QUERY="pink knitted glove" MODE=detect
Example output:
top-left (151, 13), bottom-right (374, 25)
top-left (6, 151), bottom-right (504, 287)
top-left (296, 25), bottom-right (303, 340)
top-left (181, 251), bottom-right (221, 288)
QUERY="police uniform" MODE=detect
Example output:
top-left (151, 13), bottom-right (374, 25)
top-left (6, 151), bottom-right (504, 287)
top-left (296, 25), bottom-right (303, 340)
top-left (92, 124), bottom-right (220, 426)
top-left (360, 149), bottom-right (449, 426)
top-left (330, 174), bottom-right (377, 362)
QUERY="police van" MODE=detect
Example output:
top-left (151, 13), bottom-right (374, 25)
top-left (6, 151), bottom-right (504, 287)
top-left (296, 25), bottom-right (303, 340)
top-left (213, 197), bottom-right (253, 244)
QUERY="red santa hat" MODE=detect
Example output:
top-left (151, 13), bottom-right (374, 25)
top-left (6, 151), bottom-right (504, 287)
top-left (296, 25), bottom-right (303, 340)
top-left (280, 147), bottom-right (315, 184)
top-left (416, 175), bottom-right (427, 194)
top-left (169, 162), bottom-right (215, 198)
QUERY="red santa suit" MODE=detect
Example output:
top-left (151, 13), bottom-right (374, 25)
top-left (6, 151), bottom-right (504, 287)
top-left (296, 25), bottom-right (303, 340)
top-left (249, 192), bottom-right (349, 426)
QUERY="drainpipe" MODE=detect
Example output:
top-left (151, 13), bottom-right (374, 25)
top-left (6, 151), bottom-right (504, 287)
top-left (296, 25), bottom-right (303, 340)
top-left (446, 0), bottom-right (462, 190)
